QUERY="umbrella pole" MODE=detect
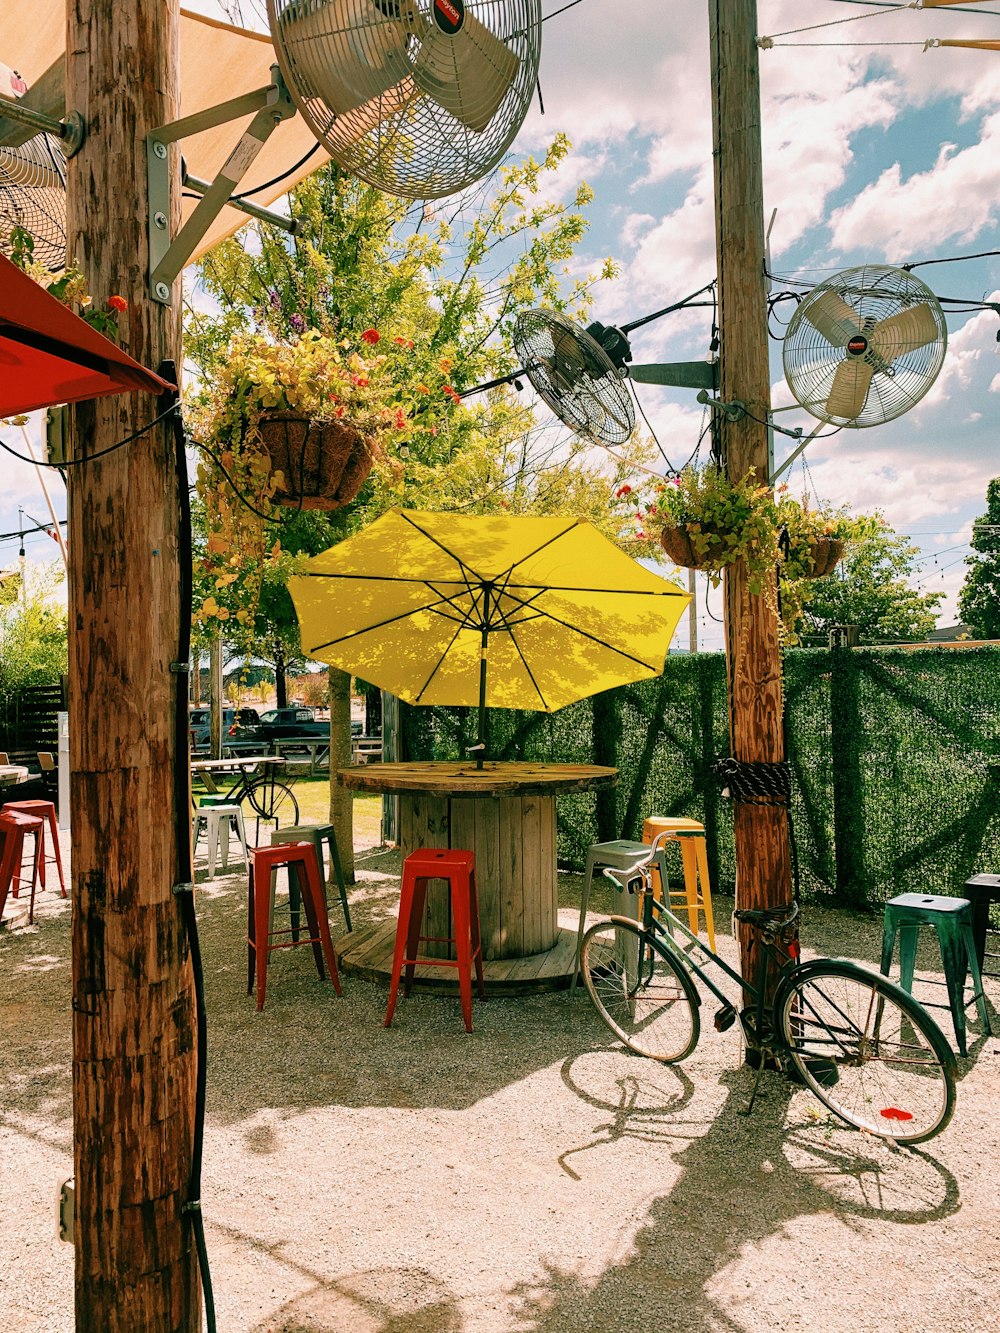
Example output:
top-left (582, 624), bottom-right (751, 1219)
top-left (476, 587), bottom-right (490, 770)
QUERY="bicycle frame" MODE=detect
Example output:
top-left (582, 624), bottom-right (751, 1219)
top-left (626, 882), bottom-right (805, 1113)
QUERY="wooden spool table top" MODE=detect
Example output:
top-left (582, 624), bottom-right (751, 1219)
top-left (337, 760), bottom-right (618, 797)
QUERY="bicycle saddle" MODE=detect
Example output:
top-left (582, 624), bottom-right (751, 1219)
top-left (732, 901), bottom-right (799, 928)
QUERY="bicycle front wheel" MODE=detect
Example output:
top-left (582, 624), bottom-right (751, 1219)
top-left (246, 776), bottom-right (299, 828)
top-left (581, 916), bottom-right (700, 1063)
top-left (776, 960), bottom-right (956, 1144)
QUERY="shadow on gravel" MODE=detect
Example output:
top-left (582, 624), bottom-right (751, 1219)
top-left (512, 1068), bottom-right (961, 1333)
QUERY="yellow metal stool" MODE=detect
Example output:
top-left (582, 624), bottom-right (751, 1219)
top-left (642, 815), bottom-right (716, 951)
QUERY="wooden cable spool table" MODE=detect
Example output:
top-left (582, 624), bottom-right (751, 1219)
top-left (338, 761), bottom-right (617, 992)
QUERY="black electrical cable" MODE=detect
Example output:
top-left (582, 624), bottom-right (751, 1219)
top-left (0, 402), bottom-right (181, 468)
top-left (165, 365), bottom-right (217, 1333)
top-left (232, 143), bottom-right (320, 200)
top-left (187, 434), bottom-right (282, 523)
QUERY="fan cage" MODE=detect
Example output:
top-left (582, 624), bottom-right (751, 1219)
top-left (0, 132), bottom-right (67, 271)
top-left (514, 308), bottom-right (636, 446)
top-left (782, 265), bottom-right (947, 429)
top-left (268, 0), bottom-right (542, 200)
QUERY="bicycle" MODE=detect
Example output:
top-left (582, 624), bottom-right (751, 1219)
top-left (579, 838), bottom-right (957, 1145)
top-left (190, 754), bottom-right (300, 839)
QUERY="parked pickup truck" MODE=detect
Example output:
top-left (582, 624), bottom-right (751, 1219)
top-left (256, 706), bottom-right (332, 744)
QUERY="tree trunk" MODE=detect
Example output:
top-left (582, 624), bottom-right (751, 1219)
top-left (66, 3), bottom-right (199, 1329)
top-left (328, 667), bottom-right (355, 881)
top-left (274, 639), bottom-right (287, 707)
top-left (709, 0), bottom-right (793, 996)
top-left (364, 685), bottom-right (382, 736)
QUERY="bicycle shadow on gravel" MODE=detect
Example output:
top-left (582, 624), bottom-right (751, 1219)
top-left (514, 1060), bottom-right (961, 1333)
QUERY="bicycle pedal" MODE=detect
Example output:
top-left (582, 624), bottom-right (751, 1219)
top-left (713, 1004), bottom-right (737, 1032)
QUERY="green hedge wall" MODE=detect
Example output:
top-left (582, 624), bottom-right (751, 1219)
top-left (400, 645), bottom-right (1000, 908)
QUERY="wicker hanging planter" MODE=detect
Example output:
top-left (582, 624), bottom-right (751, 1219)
top-left (805, 536), bottom-right (846, 578)
top-left (257, 410), bottom-right (379, 511)
top-left (659, 525), bottom-right (721, 569)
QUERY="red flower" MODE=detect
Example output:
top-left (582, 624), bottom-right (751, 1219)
top-left (361, 328), bottom-right (380, 344)
top-left (615, 484), bottom-right (632, 498)
top-left (442, 385), bottom-right (461, 403)
top-left (108, 295), bottom-right (128, 313)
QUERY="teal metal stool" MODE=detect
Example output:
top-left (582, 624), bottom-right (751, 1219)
top-left (270, 823), bottom-right (351, 933)
top-left (880, 892), bottom-right (991, 1056)
top-left (572, 839), bottom-right (670, 990)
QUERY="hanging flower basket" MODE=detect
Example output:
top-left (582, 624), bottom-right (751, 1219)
top-left (804, 536), bottom-right (846, 578)
top-left (257, 410), bottom-right (379, 511)
top-left (659, 524), bottom-right (731, 570)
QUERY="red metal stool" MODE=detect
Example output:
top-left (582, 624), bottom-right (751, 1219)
top-left (385, 847), bottom-right (485, 1034)
top-left (2, 799), bottom-right (66, 900)
top-left (247, 842), bottom-right (342, 1012)
top-left (0, 809), bottom-right (45, 924)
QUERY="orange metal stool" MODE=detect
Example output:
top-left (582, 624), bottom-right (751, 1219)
top-left (642, 815), bottom-right (717, 951)
top-left (247, 842), bottom-right (342, 1012)
top-left (385, 848), bottom-right (485, 1033)
top-left (2, 799), bottom-right (66, 900)
top-left (0, 809), bottom-right (45, 924)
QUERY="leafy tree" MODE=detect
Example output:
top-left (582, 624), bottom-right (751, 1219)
top-left (184, 145), bottom-right (652, 684)
top-left (0, 563), bottom-right (68, 693)
top-left (957, 477), bottom-right (1000, 640)
top-left (798, 517), bottom-right (944, 644)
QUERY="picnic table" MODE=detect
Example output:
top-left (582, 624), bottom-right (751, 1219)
top-left (272, 738), bottom-right (330, 775)
top-left (338, 761), bottom-right (617, 986)
top-left (0, 764), bottom-right (30, 788)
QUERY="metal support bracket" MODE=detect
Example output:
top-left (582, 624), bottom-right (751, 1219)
top-left (0, 90), bottom-right (85, 156)
top-left (57, 1177), bottom-right (75, 1244)
top-left (147, 66), bottom-right (297, 305)
top-left (629, 361), bottom-right (718, 391)
top-left (696, 389), bottom-right (746, 422)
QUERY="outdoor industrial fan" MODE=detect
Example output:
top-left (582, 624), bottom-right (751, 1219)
top-left (510, 307), bottom-right (717, 447)
top-left (782, 265), bottom-right (948, 429)
top-left (267, 0), bottom-right (542, 199)
top-left (0, 61), bottom-right (66, 270)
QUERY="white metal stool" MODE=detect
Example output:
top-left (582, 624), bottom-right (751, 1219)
top-left (572, 838), bottom-right (669, 989)
top-left (192, 803), bottom-right (249, 878)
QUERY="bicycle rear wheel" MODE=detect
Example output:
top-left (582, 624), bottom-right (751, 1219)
top-left (581, 916), bottom-right (700, 1063)
top-left (245, 775), bottom-right (299, 830)
top-left (776, 960), bottom-right (956, 1144)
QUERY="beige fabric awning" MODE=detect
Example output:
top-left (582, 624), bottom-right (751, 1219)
top-left (0, 6), bottom-right (329, 264)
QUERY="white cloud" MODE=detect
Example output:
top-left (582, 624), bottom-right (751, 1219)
top-left (828, 110), bottom-right (1000, 257)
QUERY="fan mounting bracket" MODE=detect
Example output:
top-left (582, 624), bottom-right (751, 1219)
top-left (147, 65), bottom-right (298, 305)
top-left (696, 390), bottom-right (746, 422)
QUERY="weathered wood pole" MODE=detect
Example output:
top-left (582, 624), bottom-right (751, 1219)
top-left (65, 2), bottom-right (200, 1328)
top-left (708, 0), bottom-right (793, 988)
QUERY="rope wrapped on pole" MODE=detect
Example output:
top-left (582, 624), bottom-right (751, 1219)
top-left (713, 756), bottom-right (792, 806)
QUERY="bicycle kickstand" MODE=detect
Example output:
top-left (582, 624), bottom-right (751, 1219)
top-left (739, 1054), bottom-right (766, 1117)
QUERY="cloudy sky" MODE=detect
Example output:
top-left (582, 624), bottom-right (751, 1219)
top-left (3, 0), bottom-right (999, 651)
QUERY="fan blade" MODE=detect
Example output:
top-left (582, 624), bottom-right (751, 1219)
top-left (804, 290), bottom-right (862, 349)
top-left (275, 1), bottom-right (411, 114)
top-left (411, 10), bottom-right (520, 133)
top-left (869, 303), bottom-right (939, 363)
top-left (826, 358), bottom-right (874, 421)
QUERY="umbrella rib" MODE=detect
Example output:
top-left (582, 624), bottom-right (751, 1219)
top-left (397, 509), bottom-right (584, 590)
top-left (491, 581), bottom-right (675, 671)
top-left (413, 616), bottom-right (469, 704)
top-left (306, 587), bottom-right (470, 653)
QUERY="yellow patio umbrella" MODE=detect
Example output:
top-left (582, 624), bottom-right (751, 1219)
top-left (289, 509), bottom-right (689, 768)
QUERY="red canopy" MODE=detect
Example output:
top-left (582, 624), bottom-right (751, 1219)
top-left (0, 253), bottom-right (174, 416)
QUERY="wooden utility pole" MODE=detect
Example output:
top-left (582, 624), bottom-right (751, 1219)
top-left (66, 3), bottom-right (200, 1328)
top-left (708, 0), bottom-right (793, 986)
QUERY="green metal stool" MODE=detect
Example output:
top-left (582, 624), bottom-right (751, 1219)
top-left (880, 892), bottom-right (991, 1056)
top-left (269, 823), bottom-right (351, 933)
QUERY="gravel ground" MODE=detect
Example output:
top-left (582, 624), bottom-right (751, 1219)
top-left (2, 826), bottom-right (999, 1332)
